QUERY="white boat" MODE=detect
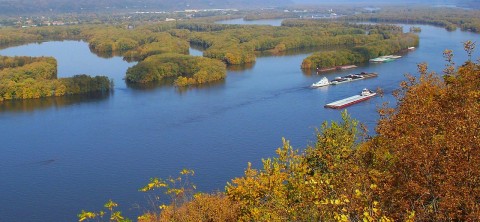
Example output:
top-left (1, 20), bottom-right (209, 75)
top-left (380, 55), bottom-right (402, 59)
top-left (361, 88), bottom-right (376, 97)
top-left (370, 55), bottom-right (402, 63)
top-left (408, 46), bottom-right (415, 50)
top-left (369, 57), bottom-right (393, 63)
top-left (311, 77), bottom-right (330, 88)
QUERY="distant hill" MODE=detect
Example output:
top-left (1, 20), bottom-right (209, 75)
top-left (2, 0), bottom-right (477, 15)
top-left (291, 0), bottom-right (480, 9)
top-left (0, 0), bottom-right (292, 15)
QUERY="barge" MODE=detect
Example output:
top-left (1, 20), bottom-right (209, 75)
top-left (369, 55), bottom-right (401, 63)
top-left (324, 88), bottom-right (376, 109)
top-left (330, 72), bottom-right (378, 85)
top-left (317, 65), bottom-right (357, 73)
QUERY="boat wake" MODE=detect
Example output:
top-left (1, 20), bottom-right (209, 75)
top-left (168, 87), bottom-right (307, 128)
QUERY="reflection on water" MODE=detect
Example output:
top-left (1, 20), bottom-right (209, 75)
top-left (0, 92), bottom-right (110, 113)
top-left (175, 79), bottom-right (226, 94)
top-left (0, 42), bottom-right (42, 51)
top-left (227, 62), bottom-right (256, 72)
top-left (216, 18), bottom-right (284, 26)
top-left (126, 78), bottom-right (176, 91)
top-left (257, 45), bottom-right (350, 58)
top-left (88, 46), bottom-right (128, 59)
top-left (125, 77), bottom-right (226, 94)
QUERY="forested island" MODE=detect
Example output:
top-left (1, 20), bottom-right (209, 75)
top-left (0, 56), bottom-right (111, 101)
top-left (125, 54), bottom-right (226, 86)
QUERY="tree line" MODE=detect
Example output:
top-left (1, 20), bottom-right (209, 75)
top-left (347, 6), bottom-right (480, 33)
top-left (163, 20), bottom-right (410, 66)
top-left (301, 32), bottom-right (419, 70)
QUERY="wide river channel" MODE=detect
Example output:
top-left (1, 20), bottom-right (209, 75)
top-left (1, 19), bottom-right (479, 221)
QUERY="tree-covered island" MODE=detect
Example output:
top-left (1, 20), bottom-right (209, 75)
top-left (0, 56), bottom-right (112, 101)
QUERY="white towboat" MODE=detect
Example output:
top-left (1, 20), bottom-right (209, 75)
top-left (311, 77), bottom-right (330, 88)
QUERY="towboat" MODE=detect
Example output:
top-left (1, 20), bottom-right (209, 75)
top-left (311, 77), bottom-right (330, 88)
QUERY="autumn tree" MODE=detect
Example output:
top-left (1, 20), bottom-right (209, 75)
top-left (370, 41), bottom-right (480, 221)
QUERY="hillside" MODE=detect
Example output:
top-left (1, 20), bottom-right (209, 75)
top-left (0, 0), bottom-right (291, 15)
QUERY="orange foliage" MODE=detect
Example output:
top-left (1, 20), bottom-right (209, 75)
top-left (372, 42), bottom-right (480, 221)
top-left (139, 193), bottom-right (240, 222)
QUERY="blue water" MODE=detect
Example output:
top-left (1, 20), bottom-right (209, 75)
top-left (0, 21), bottom-right (478, 221)
top-left (216, 18), bottom-right (284, 26)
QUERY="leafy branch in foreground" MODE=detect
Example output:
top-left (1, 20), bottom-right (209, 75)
top-left (137, 169), bottom-right (199, 221)
top-left (78, 200), bottom-right (130, 222)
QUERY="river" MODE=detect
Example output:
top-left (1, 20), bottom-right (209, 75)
top-left (0, 20), bottom-right (478, 221)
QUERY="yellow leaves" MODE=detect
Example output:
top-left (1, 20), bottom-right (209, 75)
top-left (334, 199), bottom-right (341, 205)
top-left (139, 177), bottom-right (168, 192)
top-left (325, 178), bottom-right (331, 185)
top-left (370, 184), bottom-right (377, 190)
top-left (405, 211), bottom-right (416, 222)
top-left (362, 211), bottom-right (374, 222)
top-left (380, 216), bottom-right (393, 222)
top-left (355, 189), bottom-right (363, 197)
top-left (110, 211), bottom-right (125, 222)
top-left (334, 213), bottom-right (349, 222)
top-left (104, 200), bottom-right (118, 211)
top-left (193, 193), bottom-right (203, 199)
top-left (77, 210), bottom-right (96, 222)
top-left (79, 200), bottom-right (128, 222)
top-left (166, 188), bottom-right (184, 195)
top-left (136, 214), bottom-right (149, 221)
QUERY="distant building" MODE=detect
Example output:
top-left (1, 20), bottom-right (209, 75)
top-left (52, 21), bottom-right (65, 26)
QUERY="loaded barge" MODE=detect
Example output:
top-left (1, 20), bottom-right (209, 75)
top-left (324, 88), bottom-right (376, 109)
top-left (311, 72), bottom-right (378, 88)
top-left (330, 72), bottom-right (378, 85)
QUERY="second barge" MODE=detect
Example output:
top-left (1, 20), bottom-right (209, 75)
top-left (324, 88), bottom-right (377, 109)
